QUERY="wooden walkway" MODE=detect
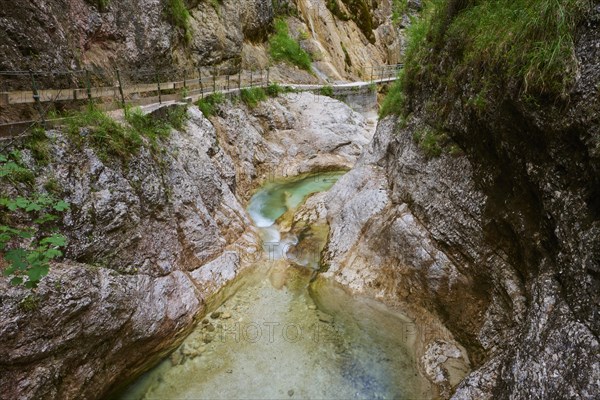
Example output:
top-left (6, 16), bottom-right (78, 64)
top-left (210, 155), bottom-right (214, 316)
top-left (0, 64), bottom-right (402, 138)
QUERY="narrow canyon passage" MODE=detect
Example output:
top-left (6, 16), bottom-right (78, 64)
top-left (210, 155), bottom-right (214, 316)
top-left (120, 172), bottom-right (434, 399)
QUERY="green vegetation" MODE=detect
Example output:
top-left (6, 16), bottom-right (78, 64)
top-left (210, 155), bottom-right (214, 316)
top-left (379, 73), bottom-right (405, 118)
top-left (265, 83), bottom-right (286, 97)
top-left (383, 0), bottom-right (591, 117)
top-left (269, 18), bottom-right (312, 71)
top-left (412, 126), bottom-right (451, 158)
top-left (97, 0), bottom-right (110, 11)
top-left (64, 106), bottom-right (143, 160)
top-left (25, 127), bottom-right (51, 166)
top-left (124, 107), bottom-right (170, 149)
top-left (273, 0), bottom-right (299, 17)
top-left (319, 85), bottom-right (334, 97)
top-left (341, 42), bottom-right (352, 67)
top-left (392, 0), bottom-right (409, 24)
top-left (20, 294), bottom-right (40, 311)
top-left (240, 88), bottom-right (268, 108)
top-left (1, 153), bottom-right (69, 289)
top-left (165, 0), bottom-right (193, 44)
top-left (196, 92), bottom-right (226, 117)
top-left (62, 104), bottom-right (185, 160)
top-left (207, 0), bottom-right (221, 13)
top-left (298, 30), bottom-right (310, 41)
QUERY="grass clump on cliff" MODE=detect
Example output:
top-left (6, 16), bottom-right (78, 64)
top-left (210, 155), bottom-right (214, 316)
top-left (196, 92), bottom-right (225, 117)
top-left (413, 126), bottom-right (452, 158)
top-left (319, 85), bottom-right (334, 97)
top-left (165, 0), bottom-right (193, 44)
top-left (265, 83), bottom-right (286, 97)
top-left (269, 18), bottom-right (312, 71)
top-left (64, 106), bottom-right (142, 160)
top-left (379, 72), bottom-right (406, 119)
top-left (96, 0), bottom-right (110, 11)
top-left (63, 105), bottom-right (186, 160)
top-left (383, 0), bottom-right (591, 117)
top-left (240, 88), bottom-right (268, 108)
top-left (392, 0), bottom-right (409, 24)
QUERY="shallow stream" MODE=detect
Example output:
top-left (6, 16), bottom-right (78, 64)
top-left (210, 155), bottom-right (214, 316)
top-left (120, 172), bottom-right (434, 399)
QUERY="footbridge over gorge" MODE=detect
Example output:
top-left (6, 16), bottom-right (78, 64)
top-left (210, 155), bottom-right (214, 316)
top-left (0, 64), bottom-right (402, 138)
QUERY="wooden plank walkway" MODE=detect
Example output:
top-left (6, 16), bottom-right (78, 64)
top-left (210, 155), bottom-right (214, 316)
top-left (0, 64), bottom-right (402, 138)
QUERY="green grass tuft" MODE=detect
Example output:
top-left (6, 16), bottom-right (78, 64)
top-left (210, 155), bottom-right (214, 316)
top-left (379, 74), bottom-right (406, 118)
top-left (165, 0), bottom-right (193, 44)
top-left (62, 105), bottom-right (186, 161)
top-left (269, 18), bottom-right (312, 71)
top-left (25, 127), bottom-right (51, 166)
top-left (319, 86), bottom-right (334, 97)
top-left (240, 88), bottom-right (268, 108)
top-left (413, 126), bottom-right (451, 158)
top-left (196, 93), bottom-right (226, 117)
top-left (64, 106), bottom-right (142, 160)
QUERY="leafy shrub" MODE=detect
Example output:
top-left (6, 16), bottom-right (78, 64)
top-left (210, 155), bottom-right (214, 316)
top-left (196, 92), bottom-right (226, 117)
top-left (269, 18), bottom-right (312, 71)
top-left (240, 88), bottom-right (267, 108)
top-left (1, 153), bottom-right (69, 289)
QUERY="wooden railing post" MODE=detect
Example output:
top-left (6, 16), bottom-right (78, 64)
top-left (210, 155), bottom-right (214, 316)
top-left (116, 68), bottom-right (126, 108)
top-left (266, 67), bottom-right (270, 86)
top-left (226, 75), bottom-right (230, 92)
top-left (85, 69), bottom-right (93, 105)
top-left (250, 70), bottom-right (253, 88)
top-left (212, 67), bottom-right (217, 93)
top-left (238, 70), bottom-right (242, 90)
top-left (198, 68), bottom-right (204, 98)
top-left (29, 70), bottom-right (46, 126)
top-left (155, 70), bottom-right (162, 104)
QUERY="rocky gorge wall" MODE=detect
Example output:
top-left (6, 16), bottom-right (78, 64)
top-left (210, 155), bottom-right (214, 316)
top-left (292, 3), bottom-right (600, 399)
top-left (0, 92), bottom-right (373, 399)
top-left (0, 0), bottom-right (404, 81)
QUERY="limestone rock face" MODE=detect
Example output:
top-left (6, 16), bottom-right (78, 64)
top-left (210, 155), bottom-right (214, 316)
top-left (0, 0), bottom-right (274, 73)
top-left (0, 0), bottom-right (403, 82)
top-left (0, 107), bottom-right (258, 399)
top-left (293, 6), bottom-right (600, 400)
top-left (212, 92), bottom-right (374, 201)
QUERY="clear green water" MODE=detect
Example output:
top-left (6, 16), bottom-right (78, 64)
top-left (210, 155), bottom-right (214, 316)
top-left (119, 172), bottom-right (434, 400)
top-left (247, 171), bottom-right (345, 228)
